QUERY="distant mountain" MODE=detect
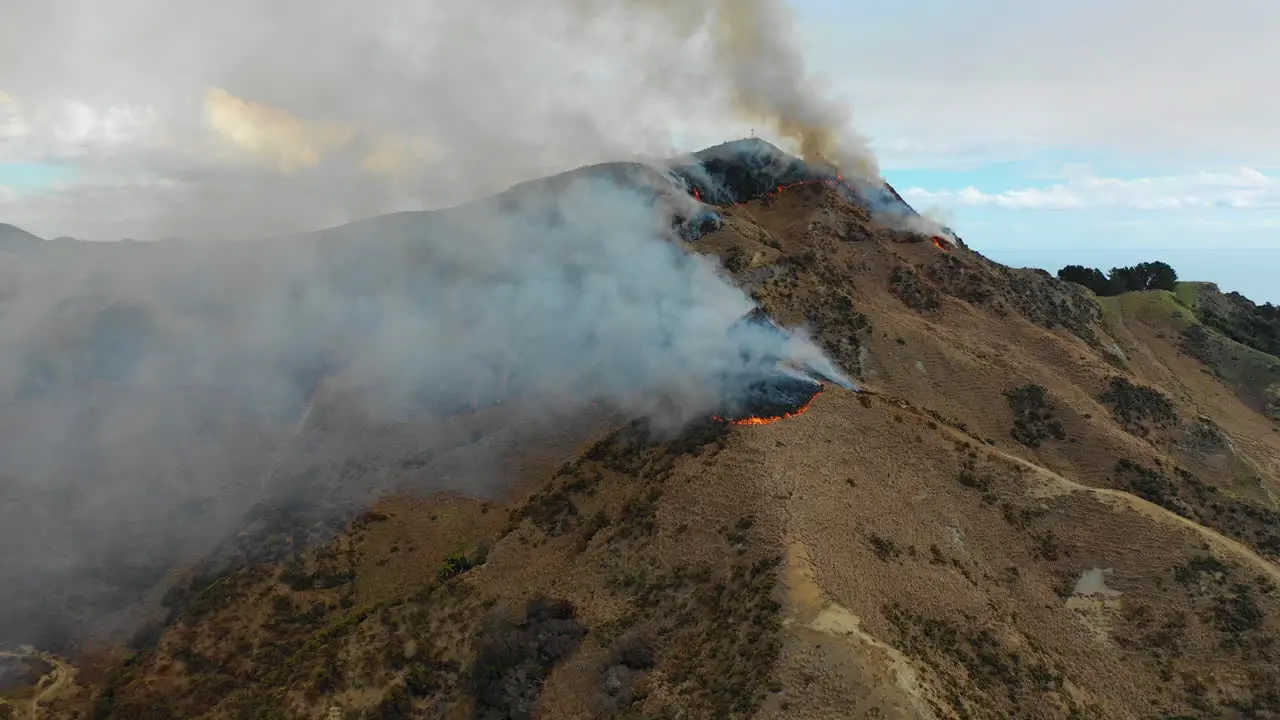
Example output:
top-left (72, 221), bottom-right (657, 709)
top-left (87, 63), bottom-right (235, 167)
top-left (0, 222), bottom-right (44, 254)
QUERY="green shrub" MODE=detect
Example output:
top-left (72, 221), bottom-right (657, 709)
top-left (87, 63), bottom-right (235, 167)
top-left (436, 552), bottom-right (472, 583)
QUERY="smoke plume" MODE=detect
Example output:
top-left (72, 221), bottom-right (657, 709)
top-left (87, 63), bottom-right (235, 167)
top-left (0, 0), bottom-right (926, 242)
top-left (0, 0), bottom-right (889, 650)
top-left (581, 0), bottom-right (881, 181)
top-left (0, 164), bottom-right (848, 649)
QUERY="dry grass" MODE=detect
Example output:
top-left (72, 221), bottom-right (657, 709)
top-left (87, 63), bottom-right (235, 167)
top-left (40, 173), bottom-right (1280, 720)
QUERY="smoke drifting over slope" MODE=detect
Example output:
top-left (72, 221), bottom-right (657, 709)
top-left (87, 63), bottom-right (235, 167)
top-left (0, 0), bottom-right (905, 648)
top-left (0, 158), bottom-right (854, 648)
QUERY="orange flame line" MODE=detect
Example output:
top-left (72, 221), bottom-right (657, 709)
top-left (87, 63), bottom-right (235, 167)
top-left (713, 386), bottom-right (823, 426)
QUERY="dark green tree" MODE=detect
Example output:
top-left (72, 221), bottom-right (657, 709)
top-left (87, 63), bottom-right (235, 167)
top-left (1057, 265), bottom-right (1114, 296)
top-left (1108, 261), bottom-right (1178, 292)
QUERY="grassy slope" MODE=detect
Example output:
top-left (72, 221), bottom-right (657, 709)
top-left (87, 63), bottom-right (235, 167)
top-left (1099, 287), bottom-right (1280, 420)
top-left (1097, 289), bottom-right (1198, 334)
top-left (1173, 281), bottom-right (1212, 309)
top-left (18, 190), bottom-right (1280, 720)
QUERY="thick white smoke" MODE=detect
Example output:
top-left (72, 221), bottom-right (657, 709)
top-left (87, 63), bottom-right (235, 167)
top-left (0, 0), bottom-right (896, 650)
top-left (0, 0), bottom-right (953, 241)
top-left (0, 165), bottom-right (849, 648)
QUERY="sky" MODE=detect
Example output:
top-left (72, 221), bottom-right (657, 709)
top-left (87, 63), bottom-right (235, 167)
top-left (1, 0), bottom-right (1277, 302)
top-left (796, 0), bottom-right (1280, 303)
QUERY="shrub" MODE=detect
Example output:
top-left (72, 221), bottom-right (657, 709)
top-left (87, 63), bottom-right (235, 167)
top-left (1099, 377), bottom-right (1177, 436)
top-left (436, 552), bottom-right (473, 583)
top-left (1003, 384), bottom-right (1066, 447)
top-left (468, 596), bottom-right (586, 719)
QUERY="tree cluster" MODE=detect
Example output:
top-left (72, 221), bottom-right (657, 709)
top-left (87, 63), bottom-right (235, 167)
top-left (1056, 261), bottom-right (1179, 296)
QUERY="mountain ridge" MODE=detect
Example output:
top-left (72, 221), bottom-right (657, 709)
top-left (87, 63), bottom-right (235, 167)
top-left (3, 141), bottom-right (1280, 720)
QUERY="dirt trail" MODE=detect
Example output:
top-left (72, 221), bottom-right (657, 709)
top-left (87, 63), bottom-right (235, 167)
top-left (782, 537), bottom-right (941, 719)
top-left (0, 650), bottom-right (76, 720)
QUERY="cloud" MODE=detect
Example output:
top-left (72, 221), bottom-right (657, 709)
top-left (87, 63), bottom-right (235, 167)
top-left (0, 92), bottom-right (30, 149)
top-left (203, 87), bottom-right (355, 172)
top-left (202, 87), bottom-right (443, 179)
top-left (0, 1), bottom-right (686, 238)
top-left (870, 134), bottom-right (1056, 171)
top-left (358, 134), bottom-right (439, 179)
top-left (0, 94), bottom-right (161, 167)
top-left (903, 167), bottom-right (1280, 211)
top-left (53, 101), bottom-right (160, 154)
top-left (798, 0), bottom-right (1280, 168)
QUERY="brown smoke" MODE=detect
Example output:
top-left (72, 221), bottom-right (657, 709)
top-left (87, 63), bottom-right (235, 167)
top-left (573, 0), bottom-right (881, 181)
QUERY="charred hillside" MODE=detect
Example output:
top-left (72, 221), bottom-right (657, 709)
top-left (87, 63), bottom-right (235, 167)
top-left (665, 138), bottom-right (955, 245)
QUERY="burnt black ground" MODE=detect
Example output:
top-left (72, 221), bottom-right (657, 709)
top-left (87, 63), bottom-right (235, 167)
top-left (714, 372), bottom-right (823, 422)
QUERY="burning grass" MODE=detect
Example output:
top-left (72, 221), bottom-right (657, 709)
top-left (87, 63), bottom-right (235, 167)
top-left (713, 374), bottom-right (824, 426)
top-left (715, 386), bottom-right (822, 426)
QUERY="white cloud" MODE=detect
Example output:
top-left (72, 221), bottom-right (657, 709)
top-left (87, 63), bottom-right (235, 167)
top-left (0, 95), bottom-right (162, 164)
top-left (0, 93), bottom-right (30, 146)
top-left (868, 134), bottom-right (1054, 171)
top-left (800, 0), bottom-right (1280, 168)
top-left (903, 168), bottom-right (1280, 211)
top-left (0, 185), bottom-right (14, 203)
top-left (1176, 216), bottom-right (1280, 232)
top-left (51, 100), bottom-right (159, 152)
top-left (5, 0), bottom-right (1280, 239)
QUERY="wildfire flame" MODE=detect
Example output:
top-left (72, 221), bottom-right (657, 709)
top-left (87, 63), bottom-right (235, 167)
top-left (931, 236), bottom-right (951, 252)
top-left (714, 385), bottom-right (823, 426)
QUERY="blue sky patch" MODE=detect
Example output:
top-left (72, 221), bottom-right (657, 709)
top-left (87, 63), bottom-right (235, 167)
top-left (0, 163), bottom-right (76, 192)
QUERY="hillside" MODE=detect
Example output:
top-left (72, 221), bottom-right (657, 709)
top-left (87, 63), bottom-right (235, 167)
top-left (1096, 286), bottom-right (1280, 424)
top-left (0, 222), bottom-right (45, 252)
top-left (4, 143), bottom-right (1280, 720)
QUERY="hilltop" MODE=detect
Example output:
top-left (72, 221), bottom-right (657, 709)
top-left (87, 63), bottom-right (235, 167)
top-left (0, 223), bottom-right (45, 257)
top-left (3, 141), bottom-right (1280, 720)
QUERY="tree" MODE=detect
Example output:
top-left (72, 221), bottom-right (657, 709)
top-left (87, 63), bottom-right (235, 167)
top-left (1144, 261), bottom-right (1180, 291)
top-left (1109, 261), bottom-right (1178, 292)
top-left (1057, 265), bottom-right (1114, 296)
top-left (1058, 261), bottom-right (1180, 296)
